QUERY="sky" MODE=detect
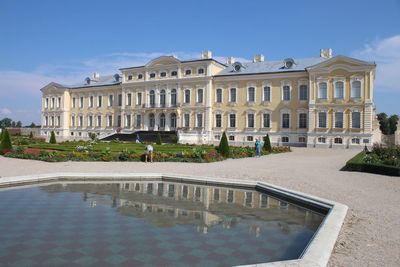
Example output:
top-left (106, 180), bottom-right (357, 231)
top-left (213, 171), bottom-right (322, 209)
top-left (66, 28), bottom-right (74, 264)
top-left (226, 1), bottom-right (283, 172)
top-left (0, 0), bottom-right (399, 125)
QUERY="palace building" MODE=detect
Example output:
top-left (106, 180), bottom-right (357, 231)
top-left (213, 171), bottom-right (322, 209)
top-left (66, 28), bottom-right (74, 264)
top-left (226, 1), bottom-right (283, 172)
top-left (40, 49), bottom-right (380, 148)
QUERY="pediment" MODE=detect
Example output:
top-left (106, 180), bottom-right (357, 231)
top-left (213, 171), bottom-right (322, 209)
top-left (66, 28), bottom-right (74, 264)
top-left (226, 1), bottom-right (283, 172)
top-left (307, 56), bottom-right (375, 72)
top-left (40, 82), bottom-right (66, 92)
top-left (146, 56), bottom-right (181, 67)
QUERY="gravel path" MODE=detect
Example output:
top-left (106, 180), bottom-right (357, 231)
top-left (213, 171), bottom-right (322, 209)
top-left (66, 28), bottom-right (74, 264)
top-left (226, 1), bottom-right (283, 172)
top-left (1, 148), bottom-right (399, 266)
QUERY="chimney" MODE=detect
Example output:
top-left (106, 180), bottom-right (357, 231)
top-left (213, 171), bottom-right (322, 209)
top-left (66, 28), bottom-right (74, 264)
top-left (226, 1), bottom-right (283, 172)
top-left (201, 51), bottom-right (212, 59)
top-left (253, 54), bottom-right (265, 63)
top-left (226, 57), bottom-right (235, 65)
top-left (92, 72), bottom-right (100, 79)
top-left (320, 48), bottom-right (333, 58)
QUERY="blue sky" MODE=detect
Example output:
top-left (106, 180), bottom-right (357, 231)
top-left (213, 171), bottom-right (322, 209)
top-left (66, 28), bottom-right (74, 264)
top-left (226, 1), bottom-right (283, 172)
top-left (0, 0), bottom-right (399, 124)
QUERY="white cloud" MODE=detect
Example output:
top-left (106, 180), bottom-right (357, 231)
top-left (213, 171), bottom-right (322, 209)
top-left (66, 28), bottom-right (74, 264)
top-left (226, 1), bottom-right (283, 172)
top-left (0, 108), bottom-right (12, 116)
top-left (352, 35), bottom-right (400, 92)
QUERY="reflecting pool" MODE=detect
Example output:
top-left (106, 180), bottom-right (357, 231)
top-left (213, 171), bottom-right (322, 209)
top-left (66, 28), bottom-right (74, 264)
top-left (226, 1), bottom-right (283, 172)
top-left (0, 181), bottom-right (325, 266)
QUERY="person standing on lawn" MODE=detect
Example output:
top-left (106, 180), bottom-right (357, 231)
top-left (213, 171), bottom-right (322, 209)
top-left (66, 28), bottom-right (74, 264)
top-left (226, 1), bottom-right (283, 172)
top-left (255, 138), bottom-right (261, 157)
top-left (136, 134), bottom-right (141, 143)
top-left (145, 144), bottom-right (153, 163)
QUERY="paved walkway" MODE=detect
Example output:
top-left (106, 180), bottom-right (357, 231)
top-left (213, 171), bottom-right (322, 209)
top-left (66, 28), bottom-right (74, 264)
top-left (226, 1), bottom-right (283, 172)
top-left (1, 148), bottom-right (399, 266)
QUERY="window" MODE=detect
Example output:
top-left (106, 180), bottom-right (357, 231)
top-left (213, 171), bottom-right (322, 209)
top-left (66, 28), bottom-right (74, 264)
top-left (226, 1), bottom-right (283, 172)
top-left (118, 94), bottom-right (122, 106)
top-left (128, 75), bottom-right (133, 80)
top-left (299, 113), bottom-right (307, 128)
top-left (216, 88), bottom-right (222, 103)
top-left (89, 96), bottom-right (94, 108)
top-left (149, 90), bottom-right (155, 107)
top-left (138, 74), bottom-right (143, 79)
top-left (229, 114), bottom-right (236, 128)
top-left (98, 95), bottom-right (102, 107)
top-left (107, 115), bottom-right (113, 127)
top-left (57, 116), bottom-right (61, 127)
top-left (137, 92), bottom-right (142, 105)
top-left (214, 135), bottom-right (221, 140)
top-left (335, 81), bottom-right (344, 98)
top-left (282, 113), bottom-right (290, 128)
top-left (79, 97), bottom-right (84, 108)
top-left (72, 97), bottom-right (76, 108)
top-left (117, 115), bottom-right (121, 127)
top-left (149, 73), bottom-right (156, 79)
top-left (283, 86), bottom-right (291, 101)
top-left (318, 137), bottom-right (326, 143)
top-left (78, 116), bottom-right (83, 127)
top-left (299, 85), bottom-right (308, 100)
top-left (171, 71), bottom-right (177, 76)
top-left (184, 90), bottom-right (190, 104)
top-left (88, 116), bottom-right (93, 127)
top-left (247, 136), bottom-right (254, 142)
top-left (263, 113), bottom-right (270, 128)
top-left (149, 114), bottom-right (155, 128)
top-left (229, 135), bottom-right (235, 141)
top-left (263, 86), bottom-right (271, 102)
top-left (160, 90), bottom-right (166, 107)
top-left (198, 68), bottom-right (204, 74)
top-left (247, 113), bottom-right (255, 128)
top-left (352, 138), bottom-right (360, 144)
top-left (196, 113), bottom-right (203, 127)
top-left (45, 98), bottom-right (49, 108)
top-left (334, 137), bottom-right (343, 144)
top-left (160, 114), bottom-right (166, 128)
top-left (185, 69), bottom-right (191, 75)
top-left (126, 115), bottom-right (131, 127)
top-left (108, 95), bottom-right (113, 107)
top-left (318, 112), bottom-right (327, 128)
top-left (184, 114), bottom-right (190, 127)
top-left (171, 89), bottom-right (177, 106)
top-left (71, 116), bottom-right (75, 127)
top-left (97, 116), bottom-right (101, 127)
top-left (335, 112), bottom-right (343, 128)
top-left (45, 116), bottom-right (48, 126)
top-left (127, 93), bottom-right (132, 106)
top-left (248, 87), bottom-right (255, 102)
top-left (299, 136), bottom-right (306, 143)
top-left (281, 136), bottom-right (289, 143)
top-left (51, 97), bottom-right (55, 108)
top-left (197, 89), bottom-right (203, 103)
top-left (230, 88), bottom-right (236, 103)
top-left (136, 114), bottom-right (141, 127)
top-left (215, 114), bottom-right (222, 128)
top-left (51, 116), bottom-right (54, 126)
top-left (352, 112), bottom-right (361, 128)
top-left (318, 82), bottom-right (327, 99)
top-left (160, 72), bottom-right (166, 77)
top-left (170, 113), bottom-right (177, 128)
top-left (57, 97), bottom-right (61, 108)
top-left (352, 81), bottom-right (361, 98)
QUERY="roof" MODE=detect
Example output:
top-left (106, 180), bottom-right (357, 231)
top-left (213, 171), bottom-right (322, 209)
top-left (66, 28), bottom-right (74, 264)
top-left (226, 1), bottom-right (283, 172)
top-left (214, 57), bottom-right (329, 76)
top-left (119, 58), bottom-right (226, 70)
top-left (62, 75), bottom-right (121, 89)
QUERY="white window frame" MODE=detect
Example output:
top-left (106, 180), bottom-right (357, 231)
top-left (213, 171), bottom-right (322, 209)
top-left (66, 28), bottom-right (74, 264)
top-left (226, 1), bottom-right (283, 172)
top-left (79, 96), bottom-right (84, 108)
top-left (51, 97), bottom-right (55, 108)
top-left (281, 80), bottom-right (292, 103)
top-left (135, 114), bottom-right (141, 127)
top-left (318, 81), bottom-right (328, 99)
top-left (298, 111), bottom-right (308, 129)
top-left (334, 110), bottom-right (344, 129)
top-left (126, 93), bottom-right (132, 106)
top-left (125, 114), bottom-right (131, 127)
top-left (45, 98), bottom-right (49, 109)
top-left (333, 76), bottom-right (346, 99)
top-left (215, 111), bottom-right (223, 128)
top-left (280, 109), bottom-right (291, 129)
top-left (196, 88), bottom-right (204, 104)
top-left (350, 75), bottom-right (363, 99)
top-left (184, 89), bottom-right (191, 104)
top-left (57, 96), bottom-right (61, 108)
top-left (78, 115), bottom-right (83, 127)
top-left (71, 115), bottom-right (75, 127)
top-left (351, 110), bottom-right (362, 129)
top-left (88, 115), bottom-right (93, 127)
top-left (229, 87), bottom-right (237, 103)
top-left (136, 92), bottom-right (142, 106)
top-left (108, 94), bottom-right (114, 107)
top-left (247, 82), bottom-right (256, 103)
top-left (97, 115), bottom-right (102, 127)
top-left (107, 115), bottom-right (113, 127)
top-left (228, 111), bottom-right (237, 128)
top-left (262, 81), bottom-right (272, 103)
top-left (261, 110), bottom-right (272, 128)
top-left (183, 113), bottom-right (190, 128)
top-left (298, 80), bottom-right (308, 102)
top-left (246, 110), bottom-right (256, 128)
top-left (318, 111), bottom-right (328, 128)
top-left (89, 95), bottom-right (94, 108)
top-left (97, 95), bottom-right (102, 107)
top-left (196, 113), bottom-right (203, 128)
top-left (215, 88), bottom-right (223, 103)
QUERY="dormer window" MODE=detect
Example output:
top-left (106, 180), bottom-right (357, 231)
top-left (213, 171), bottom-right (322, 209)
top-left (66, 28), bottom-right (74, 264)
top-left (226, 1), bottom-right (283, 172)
top-left (198, 68), bottom-right (204, 74)
top-left (160, 72), bottom-right (166, 77)
top-left (171, 71), bottom-right (177, 76)
top-left (128, 75), bottom-right (133, 80)
top-left (150, 73), bottom-right (156, 79)
top-left (138, 74), bottom-right (143, 79)
top-left (185, 69), bottom-right (191, 75)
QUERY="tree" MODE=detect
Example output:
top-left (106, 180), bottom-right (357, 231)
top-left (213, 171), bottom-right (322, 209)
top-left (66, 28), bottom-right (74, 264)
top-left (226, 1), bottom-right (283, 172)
top-left (49, 131), bottom-right (57, 144)
top-left (263, 134), bottom-right (272, 152)
top-left (156, 133), bottom-right (162, 145)
top-left (16, 121), bottom-right (22, 128)
top-left (0, 118), bottom-right (12, 128)
top-left (0, 129), bottom-right (12, 154)
top-left (28, 122), bottom-right (36, 128)
top-left (377, 112), bottom-right (399, 135)
top-left (388, 115), bottom-right (399, 134)
top-left (218, 132), bottom-right (230, 157)
top-left (29, 131), bottom-right (34, 138)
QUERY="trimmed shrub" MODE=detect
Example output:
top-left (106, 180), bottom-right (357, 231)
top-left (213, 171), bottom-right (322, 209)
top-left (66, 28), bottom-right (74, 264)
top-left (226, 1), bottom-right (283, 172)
top-left (0, 129), bottom-right (12, 154)
top-left (49, 131), bottom-right (57, 144)
top-left (156, 133), bottom-right (162, 145)
top-left (29, 131), bottom-right (34, 138)
top-left (218, 132), bottom-right (230, 157)
top-left (263, 134), bottom-right (272, 152)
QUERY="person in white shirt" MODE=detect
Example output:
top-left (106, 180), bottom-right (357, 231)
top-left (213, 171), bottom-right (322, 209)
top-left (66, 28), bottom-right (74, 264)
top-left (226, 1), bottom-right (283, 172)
top-left (145, 144), bottom-right (153, 163)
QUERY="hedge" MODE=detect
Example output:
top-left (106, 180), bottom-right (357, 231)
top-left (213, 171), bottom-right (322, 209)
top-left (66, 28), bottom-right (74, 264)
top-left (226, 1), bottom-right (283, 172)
top-left (344, 151), bottom-right (400, 176)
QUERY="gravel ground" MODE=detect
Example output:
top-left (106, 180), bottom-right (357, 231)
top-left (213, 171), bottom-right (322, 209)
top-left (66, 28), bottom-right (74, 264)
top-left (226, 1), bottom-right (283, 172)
top-left (1, 148), bottom-right (399, 266)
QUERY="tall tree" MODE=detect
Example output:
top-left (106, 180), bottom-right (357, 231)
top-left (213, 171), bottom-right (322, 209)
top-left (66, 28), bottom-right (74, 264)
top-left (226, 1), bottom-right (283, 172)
top-left (16, 121), bottom-right (22, 128)
top-left (377, 112), bottom-right (390, 135)
top-left (0, 118), bottom-right (12, 128)
top-left (388, 115), bottom-right (399, 134)
top-left (218, 132), bottom-right (230, 157)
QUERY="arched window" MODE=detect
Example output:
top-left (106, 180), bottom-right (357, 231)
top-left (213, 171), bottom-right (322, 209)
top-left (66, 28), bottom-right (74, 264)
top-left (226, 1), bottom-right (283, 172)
top-left (170, 113), bottom-right (177, 128)
top-left (334, 137), bottom-right (343, 144)
top-left (149, 90), bottom-right (155, 107)
top-left (149, 113), bottom-right (155, 128)
top-left (160, 90), bottom-right (166, 107)
top-left (352, 81), bottom-right (361, 98)
top-left (335, 81), bottom-right (344, 98)
top-left (171, 89), bottom-right (177, 106)
top-left (319, 82), bottom-right (327, 99)
top-left (160, 113), bottom-right (166, 128)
